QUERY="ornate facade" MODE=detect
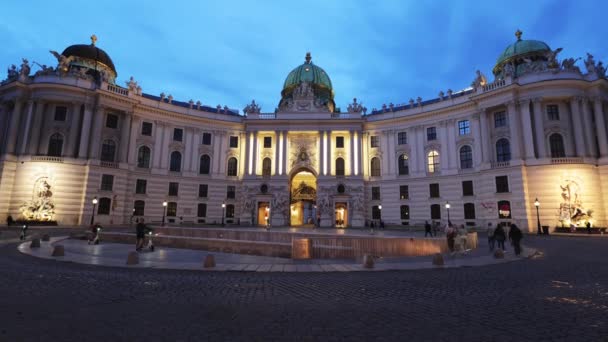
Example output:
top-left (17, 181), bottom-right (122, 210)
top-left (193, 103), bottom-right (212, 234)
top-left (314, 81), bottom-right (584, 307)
top-left (1, 31), bottom-right (607, 232)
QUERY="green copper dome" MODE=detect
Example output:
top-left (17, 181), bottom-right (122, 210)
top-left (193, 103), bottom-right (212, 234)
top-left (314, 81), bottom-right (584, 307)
top-left (283, 53), bottom-right (333, 92)
top-left (493, 30), bottom-right (551, 74)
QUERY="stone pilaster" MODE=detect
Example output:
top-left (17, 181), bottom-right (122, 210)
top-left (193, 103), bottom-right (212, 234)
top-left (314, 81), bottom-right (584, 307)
top-left (88, 105), bottom-right (105, 159)
top-left (507, 101), bottom-right (521, 160)
top-left (78, 104), bottom-right (94, 159)
top-left (28, 101), bottom-right (46, 155)
top-left (68, 102), bottom-right (82, 157)
top-left (18, 100), bottom-right (35, 155)
top-left (519, 99), bottom-right (535, 159)
top-left (569, 98), bottom-right (587, 157)
top-left (593, 97), bottom-right (608, 157)
top-left (532, 99), bottom-right (546, 158)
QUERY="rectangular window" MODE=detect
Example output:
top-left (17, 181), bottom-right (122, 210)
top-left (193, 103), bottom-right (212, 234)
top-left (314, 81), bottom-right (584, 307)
top-left (372, 206), bottom-right (381, 220)
top-left (399, 185), bottom-right (409, 200)
top-left (458, 120), bottom-right (470, 135)
top-left (226, 204), bottom-right (235, 218)
top-left (202, 133), bottom-right (212, 145)
top-left (54, 106), bottom-right (67, 121)
top-left (168, 182), bottom-right (179, 196)
top-left (496, 176), bottom-right (509, 193)
top-left (397, 132), bottom-right (407, 145)
top-left (336, 136), bottom-right (344, 148)
top-left (371, 187), bottom-right (381, 200)
top-left (227, 185), bottom-right (236, 199)
top-left (263, 136), bottom-right (272, 148)
top-left (141, 122), bottom-right (153, 136)
top-left (197, 203), bottom-right (207, 217)
top-left (464, 203), bottom-right (476, 220)
top-left (462, 180), bottom-right (474, 196)
top-left (106, 114), bottom-right (118, 129)
top-left (135, 179), bottom-right (147, 194)
top-left (198, 184), bottom-right (208, 198)
top-left (400, 205), bottom-right (410, 220)
top-left (430, 204), bottom-right (441, 220)
top-left (494, 111), bottom-right (507, 128)
top-left (173, 128), bottom-right (183, 142)
top-left (167, 202), bottom-right (177, 217)
top-left (229, 136), bottom-right (239, 148)
top-left (547, 104), bottom-right (560, 121)
top-left (429, 183), bottom-right (440, 198)
top-left (100, 174), bottom-right (114, 191)
top-left (427, 127), bottom-right (437, 141)
top-left (370, 136), bottom-right (379, 148)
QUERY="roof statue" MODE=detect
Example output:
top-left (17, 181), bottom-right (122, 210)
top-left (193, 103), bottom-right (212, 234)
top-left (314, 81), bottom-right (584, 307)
top-left (90, 34), bottom-right (97, 46)
top-left (471, 70), bottom-right (488, 88)
top-left (50, 50), bottom-right (75, 75)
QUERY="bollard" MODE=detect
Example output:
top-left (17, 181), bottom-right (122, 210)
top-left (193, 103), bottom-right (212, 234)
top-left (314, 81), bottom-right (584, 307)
top-left (42, 234), bottom-right (50, 242)
top-left (126, 251), bottom-right (139, 265)
top-left (203, 254), bottom-right (216, 268)
top-left (494, 249), bottom-right (504, 259)
top-left (432, 253), bottom-right (444, 266)
top-left (363, 254), bottom-right (375, 269)
top-left (51, 245), bottom-right (65, 257)
top-left (30, 238), bottom-right (41, 248)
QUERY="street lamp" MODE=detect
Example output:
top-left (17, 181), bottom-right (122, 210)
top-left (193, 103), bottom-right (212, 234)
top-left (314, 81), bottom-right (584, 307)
top-left (265, 206), bottom-right (270, 228)
top-left (445, 202), bottom-right (451, 223)
top-left (534, 198), bottom-right (541, 235)
top-left (162, 201), bottom-right (168, 226)
top-left (221, 201), bottom-right (226, 226)
top-left (90, 197), bottom-right (98, 225)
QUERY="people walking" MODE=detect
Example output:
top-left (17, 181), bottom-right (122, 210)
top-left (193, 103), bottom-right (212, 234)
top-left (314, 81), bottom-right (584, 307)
top-left (494, 223), bottom-right (506, 251)
top-left (509, 223), bottom-right (523, 256)
top-left (135, 219), bottom-right (146, 251)
top-left (424, 221), bottom-right (432, 237)
top-left (586, 221), bottom-right (592, 234)
top-left (446, 223), bottom-right (456, 252)
top-left (486, 223), bottom-right (496, 252)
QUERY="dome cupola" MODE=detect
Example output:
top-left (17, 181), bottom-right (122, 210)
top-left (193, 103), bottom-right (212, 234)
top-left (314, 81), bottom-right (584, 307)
top-left (493, 30), bottom-right (552, 78)
top-left (59, 35), bottom-right (117, 83)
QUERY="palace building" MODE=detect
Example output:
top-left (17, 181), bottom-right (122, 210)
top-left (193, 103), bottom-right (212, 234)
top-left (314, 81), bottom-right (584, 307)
top-left (1, 31), bottom-right (607, 232)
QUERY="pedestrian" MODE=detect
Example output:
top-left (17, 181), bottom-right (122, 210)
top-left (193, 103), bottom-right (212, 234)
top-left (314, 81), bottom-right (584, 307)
top-left (135, 218), bottom-right (146, 251)
top-left (379, 220), bottom-right (385, 230)
top-left (424, 220), bottom-right (432, 237)
top-left (586, 221), bottom-right (592, 234)
top-left (494, 223), bottom-right (506, 251)
top-left (445, 223), bottom-right (455, 252)
top-left (433, 221), bottom-right (439, 236)
top-left (486, 222), bottom-right (496, 252)
top-left (370, 220), bottom-right (375, 234)
top-left (6, 215), bottom-right (14, 226)
top-left (509, 223), bottom-right (523, 256)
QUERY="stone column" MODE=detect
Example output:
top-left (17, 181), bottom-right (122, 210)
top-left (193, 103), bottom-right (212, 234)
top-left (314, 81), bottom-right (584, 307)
top-left (569, 98), bottom-right (587, 157)
top-left (507, 101), bottom-right (521, 160)
top-left (532, 99), bottom-right (546, 158)
top-left (88, 106), bottom-right (105, 159)
top-left (581, 99), bottom-right (596, 157)
top-left (282, 131), bottom-right (288, 175)
top-left (274, 131), bottom-right (280, 175)
top-left (479, 110), bottom-right (490, 163)
top-left (245, 131), bottom-right (252, 175)
top-left (191, 131), bottom-right (200, 172)
top-left (152, 121), bottom-right (164, 168)
top-left (447, 121), bottom-right (457, 169)
top-left (212, 131), bottom-right (222, 174)
top-left (439, 122), bottom-right (448, 171)
top-left (252, 131), bottom-right (258, 175)
top-left (119, 112), bottom-right (132, 163)
top-left (219, 132), bottom-right (227, 175)
top-left (78, 104), bottom-right (94, 159)
top-left (409, 127), bottom-right (418, 174)
top-left (127, 116), bottom-right (140, 164)
top-left (593, 97), bottom-right (608, 157)
top-left (5, 99), bottom-right (24, 155)
top-left (18, 100), bottom-right (35, 155)
top-left (68, 103), bottom-right (82, 157)
top-left (28, 101), bottom-right (46, 155)
top-left (519, 99), bottom-right (535, 160)
top-left (327, 131), bottom-right (333, 175)
top-left (356, 131), bottom-right (363, 176)
top-left (319, 130), bottom-right (325, 176)
top-left (349, 131), bottom-right (355, 176)
top-left (471, 114), bottom-right (482, 167)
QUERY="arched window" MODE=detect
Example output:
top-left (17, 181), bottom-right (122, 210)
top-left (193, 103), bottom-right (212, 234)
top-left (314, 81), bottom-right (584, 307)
top-left (398, 154), bottom-right (409, 175)
top-left (262, 158), bottom-right (272, 176)
top-left (199, 154), bottom-right (211, 174)
top-left (335, 157), bottom-right (345, 176)
top-left (167, 202), bottom-right (177, 217)
top-left (98, 197), bottom-right (111, 215)
top-left (137, 146), bottom-right (151, 168)
top-left (430, 204), bottom-right (441, 220)
top-left (47, 133), bottom-right (63, 157)
top-left (169, 151), bottom-right (182, 172)
top-left (464, 203), bottom-right (476, 219)
top-left (459, 145), bottom-right (473, 169)
top-left (226, 204), bottom-right (235, 218)
top-left (100, 140), bottom-right (116, 162)
top-left (496, 138), bottom-right (511, 162)
top-left (227, 157), bottom-right (238, 176)
top-left (370, 157), bottom-right (381, 177)
top-left (549, 133), bottom-right (566, 158)
top-left (427, 150), bottom-right (439, 173)
top-left (133, 200), bottom-right (145, 216)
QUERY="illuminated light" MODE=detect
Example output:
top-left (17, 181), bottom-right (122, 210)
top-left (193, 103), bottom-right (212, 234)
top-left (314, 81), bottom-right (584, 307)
top-left (323, 132), bottom-right (328, 175)
top-left (354, 132), bottom-right (359, 175)
top-left (248, 133), bottom-right (254, 174)
top-left (278, 132), bottom-right (284, 175)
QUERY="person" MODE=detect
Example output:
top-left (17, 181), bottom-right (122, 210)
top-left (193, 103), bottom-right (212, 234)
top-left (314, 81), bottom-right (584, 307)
top-left (509, 223), bottom-right (523, 256)
top-left (486, 222), bottom-right (496, 252)
top-left (424, 221), bottom-right (432, 237)
top-left (494, 223), bottom-right (506, 251)
top-left (370, 220), bottom-right (375, 234)
top-left (135, 218), bottom-right (146, 251)
top-left (6, 215), bottom-right (14, 226)
top-left (379, 220), bottom-right (385, 230)
top-left (19, 224), bottom-right (28, 240)
top-left (88, 223), bottom-right (102, 245)
top-left (433, 221), bottom-right (439, 237)
top-left (445, 223), bottom-right (455, 252)
top-left (586, 221), bottom-right (592, 234)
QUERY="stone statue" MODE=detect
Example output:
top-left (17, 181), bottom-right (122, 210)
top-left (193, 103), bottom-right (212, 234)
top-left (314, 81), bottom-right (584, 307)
top-left (584, 53), bottom-right (596, 74)
top-left (471, 70), bottom-right (487, 88)
top-left (596, 61), bottom-right (606, 78)
top-left (546, 47), bottom-right (563, 68)
top-left (561, 57), bottom-right (581, 73)
top-left (126, 76), bottom-right (139, 91)
top-left (19, 177), bottom-right (55, 221)
top-left (347, 98), bottom-right (366, 114)
top-left (243, 99), bottom-right (261, 114)
top-left (50, 50), bottom-right (75, 74)
top-left (7, 64), bottom-right (18, 79)
top-left (19, 58), bottom-right (31, 77)
top-left (416, 97), bottom-right (422, 107)
top-left (503, 62), bottom-right (515, 77)
top-left (409, 98), bottom-right (414, 108)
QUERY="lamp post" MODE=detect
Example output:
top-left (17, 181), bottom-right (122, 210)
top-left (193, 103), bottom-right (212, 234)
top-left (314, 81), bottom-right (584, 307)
top-left (378, 204), bottom-right (382, 227)
top-left (131, 208), bottom-right (135, 227)
top-left (445, 202), bottom-right (451, 223)
top-left (534, 198), bottom-right (541, 235)
top-left (162, 201), bottom-right (167, 226)
top-left (90, 197), bottom-right (98, 225)
top-left (221, 202), bottom-right (226, 227)
top-left (265, 206), bottom-right (270, 229)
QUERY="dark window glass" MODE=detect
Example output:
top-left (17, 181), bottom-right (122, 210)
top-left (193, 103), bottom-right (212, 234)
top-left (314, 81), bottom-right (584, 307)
top-left (54, 106), bottom-right (67, 121)
top-left (397, 132), bottom-right (407, 145)
top-left (398, 155), bottom-right (409, 175)
top-left (134, 200), bottom-right (145, 216)
top-left (549, 134), bottom-right (566, 158)
top-left (430, 204), bottom-right (441, 220)
top-left (141, 122), bottom-right (153, 136)
top-left (496, 139), bottom-right (511, 162)
top-left (137, 146), bottom-right (151, 168)
top-left (429, 183), bottom-right (440, 198)
top-left (135, 179), bottom-right (147, 194)
top-left (372, 205), bottom-right (381, 220)
top-left (371, 187), bottom-right (380, 200)
top-left (168, 182), bottom-right (179, 196)
top-left (100, 174), bottom-right (114, 191)
top-left (106, 114), bottom-right (118, 128)
top-left (47, 133), bottom-right (63, 157)
top-left (547, 104), bottom-right (560, 121)
top-left (202, 133), bottom-right (212, 145)
top-left (427, 127), bottom-right (437, 141)
top-left (198, 184), bottom-right (208, 198)
top-left (462, 181), bottom-right (474, 196)
top-left (464, 203), bottom-right (476, 219)
top-left (261, 184), bottom-right (268, 193)
top-left (399, 185), bottom-right (409, 200)
top-left (335, 158), bottom-right (345, 176)
top-left (169, 151), bottom-right (182, 172)
top-left (173, 128), bottom-right (183, 142)
top-left (371, 157), bottom-right (381, 177)
top-left (460, 145), bottom-right (473, 169)
top-left (263, 136), bottom-right (272, 148)
top-left (167, 202), bottom-right (177, 217)
top-left (337, 184), bottom-right (345, 193)
top-left (370, 136), bottom-right (379, 148)
top-left (498, 200), bottom-right (511, 219)
top-left (494, 111), bottom-right (507, 128)
top-left (229, 136), bottom-right (238, 148)
top-left (336, 136), bottom-right (344, 148)
top-left (101, 140), bottom-right (116, 162)
top-left (197, 203), bottom-right (207, 217)
top-left (227, 157), bottom-right (238, 176)
top-left (400, 205), bottom-right (410, 220)
top-left (98, 197), bottom-right (111, 215)
top-left (227, 185), bottom-right (236, 199)
top-left (199, 154), bottom-right (211, 174)
top-left (458, 120), bottom-right (470, 135)
top-left (226, 204), bottom-right (235, 218)
top-left (496, 176), bottom-right (509, 193)
top-left (262, 158), bottom-right (272, 176)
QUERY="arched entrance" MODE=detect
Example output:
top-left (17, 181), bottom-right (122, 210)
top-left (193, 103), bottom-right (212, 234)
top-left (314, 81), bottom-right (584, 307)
top-left (290, 169), bottom-right (317, 226)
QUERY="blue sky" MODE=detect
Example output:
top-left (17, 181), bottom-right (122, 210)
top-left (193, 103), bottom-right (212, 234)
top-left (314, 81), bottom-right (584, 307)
top-left (2, 0), bottom-right (606, 113)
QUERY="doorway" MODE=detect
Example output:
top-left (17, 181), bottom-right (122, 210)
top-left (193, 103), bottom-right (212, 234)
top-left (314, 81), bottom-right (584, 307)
top-left (257, 202), bottom-right (270, 226)
top-left (290, 170), bottom-right (317, 226)
top-left (335, 202), bottom-right (348, 228)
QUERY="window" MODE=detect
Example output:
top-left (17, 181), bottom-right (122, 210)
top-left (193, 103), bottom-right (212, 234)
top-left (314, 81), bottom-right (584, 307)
top-left (462, 181), bottom-right (474, 196)
top-left (263, 136), bottom-right (272, 148)
top-left (337, 184), bottom-right (345, 194)
top-left (398, 154), bottom-right (409, 175)
top-left (498, 200), bottom-right (511, 219)
top-left (262, 158), bottom-right (272, 176)
top-left (141, 122), bottom-right (153, 136)
top-left (134, 200), bottom-right (145, 216)
top-left (168, 182), bottom-right (179, 196)
top-left (229, 136), bottom-right (239, 148)
top-left (100, 174), bottom-right (114, 191)
top-left (227, 157), bottom-right (238, 176)
top-left (54, 106), bottom-right (67, 121)
top-left (47, 133), bottom-right (63, 157)
top-left (458, 120), bottom-right (470, 135)
top-left (496, 176), bottom-right (509, 193)
top-left (547, 104), bottom-right (560, 121)
top-left (400, 205), bottom-right (410, 220)
top-left (101, 140), bottom-right (116, 162)
top-left (98, 197), bottom-right (111, 215)
top-left (173, 128), bottom-right (183, 142)
top-left (199, 154), bottom-right (211, 174)
top-left (202, 133), bottom-right (212, 145)
top-left (464, 203), bottom-right (476, 220)
top-left (397, 132), bottom-right (407, 145)
top-left (427, 150), bottom-right (439, 173)
top-left (226, 204), bottom-right (235, 218)
top-left (135, 179), bottom-right (147, 194)
top-left (335, 158), bottom-right (345, 176)
top-left (429, 183), bottom-right (440, 198)
top-left (105, 114), bottom-right (118, 129)
top-left (169, 151), bottom-right (182, 172)
top-left (427, 127), bottom-right (437, 141)
top-left (496, 138), bottom-right (511, 162)
top-left (371, 187), bottom-right (380, 200)
top-left (430, 204), bottom-right (441, 220)
top-left (197, 203), bottom-right (207, 217)
top-left (399, 185), bottom-right (409, 200)
top-left (370, 136), bottom-right (379, 148)
top-left (198, 184), bottom-right (208, 198)
top-left (494, 111), bottom-right (507, 128)
top-left (137, 146), bottom-right (151, 168)
top-left (336, 136), bottom-right (344, 148)
top-left (459, 145), bottom-right (473, 169)
top-left (167, 202), bottom-right (177, 217)
top-left (372, 205), bottom-right (381, 220)
top-left (549, 133), bottom-right (566, 158)
top-left (370, 157), bottom-right (381, 177)
top-left (227, 185), bottom-right (236, 199)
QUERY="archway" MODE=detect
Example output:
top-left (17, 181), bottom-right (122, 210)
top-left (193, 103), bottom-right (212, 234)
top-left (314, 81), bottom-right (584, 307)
top-left (290, 169), bottom-right (317, 226)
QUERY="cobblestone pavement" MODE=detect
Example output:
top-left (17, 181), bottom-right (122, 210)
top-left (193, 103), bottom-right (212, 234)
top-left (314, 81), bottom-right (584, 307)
top-left (0, 232), bottom-right (607, 341)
